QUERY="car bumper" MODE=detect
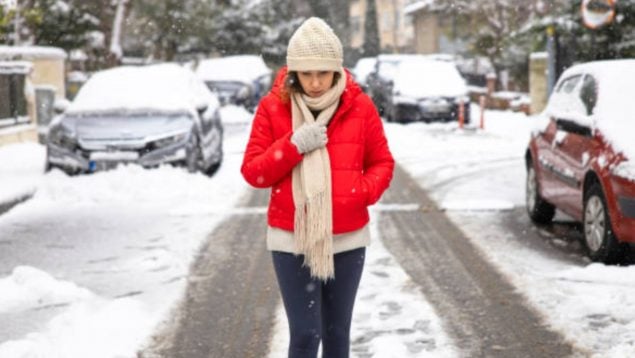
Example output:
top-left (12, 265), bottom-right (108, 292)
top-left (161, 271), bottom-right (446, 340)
top-left (47, 142), bottom-right (188, 173)
top-left (394, 102), bottom-right (467, 122)
top-left (609, 175), bottom-right (635, 242)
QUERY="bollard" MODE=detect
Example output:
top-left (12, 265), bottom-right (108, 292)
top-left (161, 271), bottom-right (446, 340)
top-left (458, 99), bottom-right (465, 129)
top-left (479, 95), bottom-right (486, 130)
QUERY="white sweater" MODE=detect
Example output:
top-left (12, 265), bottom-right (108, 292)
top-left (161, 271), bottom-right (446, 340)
top-left (266, 225), bottom-right (370, 254)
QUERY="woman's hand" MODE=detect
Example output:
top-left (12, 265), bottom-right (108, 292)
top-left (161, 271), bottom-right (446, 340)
top-left (291, 123), bottom-right (328, 154)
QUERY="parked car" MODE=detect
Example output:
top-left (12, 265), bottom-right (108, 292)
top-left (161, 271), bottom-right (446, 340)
top-left (526, 59), bottom-right (635, 263)
top-left (366, 54), bottom-right (422, 117)
top-left (389, 58), bottom-right (470, 124)
top-left (46, 63), bottom-right (224, 176)
top-left (195, 55), bottom-right (272, 111)
top-left (351, 56), bottom-right (376, 92)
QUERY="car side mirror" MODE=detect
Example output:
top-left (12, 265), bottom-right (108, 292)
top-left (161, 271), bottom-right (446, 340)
top-left (53, 98), bottom-right (70, 114)
top-left (196, 103), bottom-right (208, 116)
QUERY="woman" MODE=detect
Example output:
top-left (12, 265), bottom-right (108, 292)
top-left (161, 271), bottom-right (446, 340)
top-left (241, 17), bottom-right (394, 358)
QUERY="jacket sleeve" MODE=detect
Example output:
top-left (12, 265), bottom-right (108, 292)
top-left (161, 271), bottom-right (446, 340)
top-left (241, 99), bottom-right (304, 188)
top-left (361, 100), bottom-right (395, 205)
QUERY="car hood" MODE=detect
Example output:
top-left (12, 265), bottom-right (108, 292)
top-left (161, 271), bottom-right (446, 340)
top-left (59, 113), bottom-right (192, 145)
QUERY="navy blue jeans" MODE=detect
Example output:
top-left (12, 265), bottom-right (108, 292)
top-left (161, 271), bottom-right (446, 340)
top-left (272, 248), bottom-right (366, 358)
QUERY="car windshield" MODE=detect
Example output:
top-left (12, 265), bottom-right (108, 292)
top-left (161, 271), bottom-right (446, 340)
top-left (206, 81), bottom-right (245, 93)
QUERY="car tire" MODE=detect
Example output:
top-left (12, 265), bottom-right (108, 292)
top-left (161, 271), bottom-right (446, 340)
top-left (583, 183), bottom-right (626, 264)
top-left (526, 162), bottom-right (555, 224)
top-left (185, 135), bottom-right (201, 173)
top-left (204, 152), bottom-right (222, 177)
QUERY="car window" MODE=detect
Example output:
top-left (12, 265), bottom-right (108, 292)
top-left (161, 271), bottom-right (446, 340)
top-left (579, 74), bottom-right (598, 116)
top-left (556, 74), bottom-right (582, 94)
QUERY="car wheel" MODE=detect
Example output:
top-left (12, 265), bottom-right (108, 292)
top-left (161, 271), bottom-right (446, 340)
top-left (186, 135), bottom-right (201, 173)
top-left (526, 162), bottom-right (555, 224)
top-left (204, 152), bottom-right (222, 177)
top-left (583, 184), bottom-right (626, 264)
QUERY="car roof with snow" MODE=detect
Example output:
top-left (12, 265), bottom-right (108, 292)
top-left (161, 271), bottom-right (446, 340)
top-left (196, 55), bottom-right (272, 84)
top-left (547, 59), bottom-right (635, 161)
top-left (393, 58), bottom-right (467, 98)
top-left (66, 63), bottom-right (219, 116)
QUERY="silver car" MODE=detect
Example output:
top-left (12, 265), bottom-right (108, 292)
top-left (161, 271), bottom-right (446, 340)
top-left (46, 63), bottom-right (223, 175)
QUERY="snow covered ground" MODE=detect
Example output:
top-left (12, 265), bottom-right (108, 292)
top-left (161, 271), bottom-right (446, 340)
top-left (385, 106), bottom-right (635, 357)
top-left (0, 106), bottom-right (252, 358)
top-left (2, 103), bottom-right (635, 357)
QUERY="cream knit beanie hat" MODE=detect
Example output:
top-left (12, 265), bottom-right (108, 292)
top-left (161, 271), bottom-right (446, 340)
top-left (286, 17), bottom-right (343, 72)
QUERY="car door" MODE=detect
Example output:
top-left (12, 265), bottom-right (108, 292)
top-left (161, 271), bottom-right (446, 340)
top-left (536, 74), bottom-right (583, 206)
top-left (548, 74), bottom-right (597, 220)
top-left (550, 74), bottom-right (598, 219)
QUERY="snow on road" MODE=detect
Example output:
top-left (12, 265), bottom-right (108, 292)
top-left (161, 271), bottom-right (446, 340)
top-left (0, 106), bottom-right (252, 357)
top-left (2, 103), bottom-right (635, 357)
top-left (387, 106), bottom-right (635, 357)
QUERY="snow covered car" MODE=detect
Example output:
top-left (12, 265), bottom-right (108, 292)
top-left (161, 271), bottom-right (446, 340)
top-left (351, 56), bottom-right (376, 92)
top-left (46, 63), bottom-right (224, 176)
top-left (195, 55), bottom-right (272, 111)
top-left (366, 54), bottom-right (422, 117)
top-left (389, 58), bottom-right (470, 124)
top-left (526, 59), bottom-right (635, 263)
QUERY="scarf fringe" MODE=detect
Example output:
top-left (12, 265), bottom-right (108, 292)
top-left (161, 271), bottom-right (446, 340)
top-left (294, 191), bottom-right (334, 280)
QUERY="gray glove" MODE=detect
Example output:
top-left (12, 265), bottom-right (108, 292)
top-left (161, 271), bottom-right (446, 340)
top-left (291, 123), bottom-right (328, 154)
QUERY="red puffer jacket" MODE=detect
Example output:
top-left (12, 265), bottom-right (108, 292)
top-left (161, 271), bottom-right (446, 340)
top-left (241, 67), bottom-right (394, 234)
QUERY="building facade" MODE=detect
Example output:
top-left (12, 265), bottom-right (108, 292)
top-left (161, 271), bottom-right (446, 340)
top-left (349, 0), bottom-right (414, 53)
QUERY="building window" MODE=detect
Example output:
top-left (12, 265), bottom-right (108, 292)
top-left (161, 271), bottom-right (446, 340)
top-left (382, 13), bottom-right (393, 29)
top-left (0, 72), bottom-right (29, 128)
top-left (351, 15), bottom-right (362, 36)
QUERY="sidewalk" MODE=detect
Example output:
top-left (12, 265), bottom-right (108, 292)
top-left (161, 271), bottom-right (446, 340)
top-left (0, 142), bottom-right (45, 216)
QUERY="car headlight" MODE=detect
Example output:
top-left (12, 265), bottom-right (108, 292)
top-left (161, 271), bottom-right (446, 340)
top-left (147, 132), bottom-right (189, 150)
top-left (236, 86), bottom-right (250, 100)
top-left (48, 125), bottom-right (78, 150)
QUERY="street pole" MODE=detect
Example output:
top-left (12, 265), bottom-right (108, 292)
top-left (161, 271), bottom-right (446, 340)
top-left (13, 0), bottom-right (20, 45)
top-left (546, 24), bottom-right (556, 97)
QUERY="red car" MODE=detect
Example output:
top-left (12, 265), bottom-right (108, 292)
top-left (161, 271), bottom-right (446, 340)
top-left (526, 59), bottom-right (635, 263)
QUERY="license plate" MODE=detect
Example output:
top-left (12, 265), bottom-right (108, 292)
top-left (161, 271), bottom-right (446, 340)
top-left (89, 151), bottom-right (139, 161)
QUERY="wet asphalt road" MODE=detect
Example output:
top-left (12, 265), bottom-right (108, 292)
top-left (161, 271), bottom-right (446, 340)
top-left (140, 189), bottom-right (277, 358)
top-left (139, 164), bottom-right (585, 358)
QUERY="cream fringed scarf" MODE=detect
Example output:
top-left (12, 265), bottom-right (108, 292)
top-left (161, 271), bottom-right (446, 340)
top-left (291, 70), bottom-right (346, 280)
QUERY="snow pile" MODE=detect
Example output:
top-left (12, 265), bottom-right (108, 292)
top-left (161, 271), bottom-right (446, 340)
top-left (0, 266), bottom-right (93, 313)
top-left (0, 296), bottom-right (155, 358)
top-left (0, 142), bottom-right (45, 205)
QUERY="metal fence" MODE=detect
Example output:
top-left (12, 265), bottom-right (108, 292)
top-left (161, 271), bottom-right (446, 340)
top-left (0, 72), bottom-right (29, 129)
